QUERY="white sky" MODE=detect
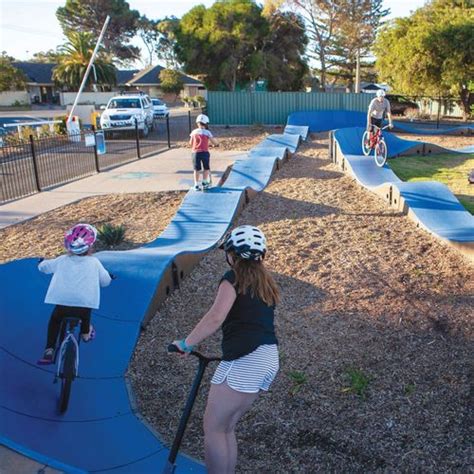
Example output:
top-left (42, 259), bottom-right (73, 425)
top-left (0, 0), bottom-right (428, 64)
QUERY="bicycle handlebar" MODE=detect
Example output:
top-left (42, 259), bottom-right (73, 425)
top-left (167, 343), bottom-right (221, 362)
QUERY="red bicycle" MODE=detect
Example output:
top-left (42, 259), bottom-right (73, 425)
top-left (362, 125), bottom-right (390, 167)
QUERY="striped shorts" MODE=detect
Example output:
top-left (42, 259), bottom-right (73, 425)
top-left (211, 344), bottom-right (279, 393)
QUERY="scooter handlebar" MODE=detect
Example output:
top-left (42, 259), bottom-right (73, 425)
top-left (167, 343), bottom-right (221, 362)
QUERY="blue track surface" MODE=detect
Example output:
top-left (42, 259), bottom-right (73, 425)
top-left (287, 110), bottom-right (367, 132)
top-left (334, 128), bottom-right (474, 248)
top-left (284, 125), bottom-right (309, 141)
top-left (335, 127), bottom-right (474, 157)
top-left (393, 121), bottom-right (474, 135)
top-left (1, 133), bottom-right (298, 471)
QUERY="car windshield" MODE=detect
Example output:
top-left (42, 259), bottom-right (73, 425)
top-left (152, 99), bottom-right (164, 106)
top-left (108, 99), bottom-right (141, 109)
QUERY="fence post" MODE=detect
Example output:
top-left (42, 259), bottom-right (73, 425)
top-left (29, 134), bottom-right (41, 192)
top-left (92, 128), bottom-right (100, 172)
top-left (188, 110), bottom-right (192, 134)
top-left (436, 96), bottom-right (441, 129)
top-left (135, 119), bottom-right (141, 159)
top-left (166, 115), bottom-right (171, 148)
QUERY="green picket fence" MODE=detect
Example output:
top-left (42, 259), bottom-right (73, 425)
top-left (207, 91), bottom-right (373, 125)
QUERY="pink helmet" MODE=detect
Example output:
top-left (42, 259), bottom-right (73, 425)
top-left (64, 223), bottom-right (97, 255)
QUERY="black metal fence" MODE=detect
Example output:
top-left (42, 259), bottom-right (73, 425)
top-left (1, 110), bottom-right (201, 204)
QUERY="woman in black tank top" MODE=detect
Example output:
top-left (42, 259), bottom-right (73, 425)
top-left (171, 225), bottom-right (280, 473)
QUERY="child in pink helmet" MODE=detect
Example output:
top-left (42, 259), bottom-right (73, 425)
top-left (37, 223), bottom-right (112, 364)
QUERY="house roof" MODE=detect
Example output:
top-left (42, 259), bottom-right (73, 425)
top-left (12, 62), bottom-right (203, 87)
top-left (116, 69), bottom-right (139, 84)
top-left (126, 65), bottom-right (203, 86)
top-left (13, 62), bottom-right (56, 84)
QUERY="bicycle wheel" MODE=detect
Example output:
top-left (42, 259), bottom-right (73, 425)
top-left (362, 131), bottom-right (371, 156)
top-left (58, 341), bottom-right (76, 413)
top-left (375, 139), bottom-right (387, 167)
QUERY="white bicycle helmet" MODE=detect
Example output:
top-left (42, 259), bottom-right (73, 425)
top-left (376, 89), bottom-right (386, 97)
top-left (221, 225), bottom-right (267, 260)
top-left (196, 114), bottom-right (209, 124)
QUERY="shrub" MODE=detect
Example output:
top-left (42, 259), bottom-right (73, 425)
top-left (97, 223), bottom-right (126, 247)
top-left (195, 95), bottom-right (206, 107)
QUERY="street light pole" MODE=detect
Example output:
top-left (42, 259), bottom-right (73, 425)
top-left (67, 15), bottom-right (110, 124)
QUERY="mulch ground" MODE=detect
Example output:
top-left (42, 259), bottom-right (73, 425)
top-left (129, 132), bottom-right (473, 472)
top-left (1, 128), bottom-right (472, 472)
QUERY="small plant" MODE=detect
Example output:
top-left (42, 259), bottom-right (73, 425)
top-left (288, 370), bottom-right (307, 395)
top-left (342, 367), bottom-right (372, 399)
top-left (98, 223), bottom-right (126, 247)
top-left (404, 383), bottom-right (416, 396)
top-left (411, 268), bottom-right (424, 278)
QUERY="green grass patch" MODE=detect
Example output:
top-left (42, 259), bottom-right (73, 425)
top-left (288, 370), bottom-right (307, 395)
top-left (342, 367), bottom-right (372, 399)
top-left (389, 153), bottom-right (474, 214)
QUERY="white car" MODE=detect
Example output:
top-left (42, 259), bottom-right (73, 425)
top-left (100, 94), bottom-right (154, 136)
top-left (151, 98), bottom-right (169, 118)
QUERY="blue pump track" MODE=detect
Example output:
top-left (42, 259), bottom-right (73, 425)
top-left (331, 126), bottom-right (474, 260)
top-left (287, 110), bottom-right (474, 137)
top-left (0, 128), bottom-right (308, 472)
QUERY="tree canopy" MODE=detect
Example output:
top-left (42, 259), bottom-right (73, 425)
top-left (52, 32), bottom-right (116, 90)
top-left (260, 10), bottom-right (309, 91)
top-left (31, 49), bottom-right (62, 63)
top-left (327, 0), bottom-right (389, 90)
top-left (374, 0), bottom-right (474, 118)
top-left (56, 0), bottom-right (140, 63)
top-left (175, 0), bottom-right (308, 91)
top-left (155, 17), bottom-right (182, 70)
top-left (159, 69), bottom-right (184, 99)
top-left (0, 53), bottom-right (27, 92)
top-left (287, 0), bottom-right (388, 90)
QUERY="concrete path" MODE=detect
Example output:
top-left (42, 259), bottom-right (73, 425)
top-left (0, 445), bottom-right (61, 474)
top-left (0, 147), bottom-right (243, 229)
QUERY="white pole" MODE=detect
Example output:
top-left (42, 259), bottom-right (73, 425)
top-left (67, 15), bottom-right (111, 123)
top-left (355, 48), bottom-right (361, 93)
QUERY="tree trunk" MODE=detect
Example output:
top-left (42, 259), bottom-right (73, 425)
top-left (319, 51), bottom-right (326, 91)
top-left (459, 86), bottom-right (472, 121)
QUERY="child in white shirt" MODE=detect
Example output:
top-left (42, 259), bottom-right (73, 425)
top-left (37, 223), bottom-right (111, 364)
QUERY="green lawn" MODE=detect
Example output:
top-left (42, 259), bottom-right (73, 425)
top-left (389, 153), bottom-right (474, 214)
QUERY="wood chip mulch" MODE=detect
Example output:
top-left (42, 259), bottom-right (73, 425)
top-left (129, 133), bottom-right (474, 473)
top-left (1, 129), bottom-right (472, 472)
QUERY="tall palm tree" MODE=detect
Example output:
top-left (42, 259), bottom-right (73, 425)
top-left (53, 32), bottom-right (116, 90)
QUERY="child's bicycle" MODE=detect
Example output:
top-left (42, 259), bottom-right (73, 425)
top-left (362, 124), bottom-right (390, 167)
top-left (53, 316), bottom-right (83, 413)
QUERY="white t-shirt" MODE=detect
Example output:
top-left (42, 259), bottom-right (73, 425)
top-left (39, 255), bottom-right (111, 309)
top-left (368, 98), bottom-right (391, 119)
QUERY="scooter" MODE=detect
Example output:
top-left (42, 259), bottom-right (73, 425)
top-left (163, 344), bottom-right (221, 474)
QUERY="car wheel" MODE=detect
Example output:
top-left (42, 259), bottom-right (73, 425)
top-left (140, 124), bottom-right (149, 138)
